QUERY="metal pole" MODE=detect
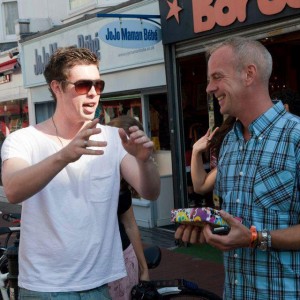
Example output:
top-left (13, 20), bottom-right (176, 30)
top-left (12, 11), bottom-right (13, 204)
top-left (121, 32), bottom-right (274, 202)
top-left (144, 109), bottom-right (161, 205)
top-left (164, 44), bottom-right (188, 209)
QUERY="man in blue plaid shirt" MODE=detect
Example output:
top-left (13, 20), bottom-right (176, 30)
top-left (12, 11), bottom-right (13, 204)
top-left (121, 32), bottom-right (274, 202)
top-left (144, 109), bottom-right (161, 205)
top-left (176, 37), bottom-right (300, 299)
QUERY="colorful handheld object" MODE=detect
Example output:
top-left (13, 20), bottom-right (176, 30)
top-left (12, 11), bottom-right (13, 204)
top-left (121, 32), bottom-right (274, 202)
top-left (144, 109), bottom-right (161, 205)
top-left (171, 207), bottom-right (241, 228)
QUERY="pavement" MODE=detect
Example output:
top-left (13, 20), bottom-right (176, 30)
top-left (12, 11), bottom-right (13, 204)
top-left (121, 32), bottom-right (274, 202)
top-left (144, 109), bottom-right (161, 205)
top-left (0, 202), bottom-right (225, 298)
top-left (139, 225), bottom-right (224, 298)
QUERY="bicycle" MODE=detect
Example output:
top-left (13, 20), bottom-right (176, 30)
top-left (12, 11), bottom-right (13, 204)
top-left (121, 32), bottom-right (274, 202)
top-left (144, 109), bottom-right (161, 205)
top-left (131, 246), bottom-right (222, 299)
top-left (0, 213), bottom-right (21, 300)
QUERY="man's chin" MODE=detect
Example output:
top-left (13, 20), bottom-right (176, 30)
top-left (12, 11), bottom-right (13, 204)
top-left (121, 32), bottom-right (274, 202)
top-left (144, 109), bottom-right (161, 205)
top-left (82, 113), bottom-right (95, 121)
top-left (220, 108), bottom-right (227, 115)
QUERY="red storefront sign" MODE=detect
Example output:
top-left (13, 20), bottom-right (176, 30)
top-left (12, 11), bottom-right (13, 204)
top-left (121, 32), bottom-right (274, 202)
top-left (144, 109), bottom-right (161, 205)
top-left (159, 0), bottom-right (300, 44)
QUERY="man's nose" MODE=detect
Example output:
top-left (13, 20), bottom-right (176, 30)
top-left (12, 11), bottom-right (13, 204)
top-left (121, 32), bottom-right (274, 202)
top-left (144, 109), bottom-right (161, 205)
top-left (206, 81), bottom-right (215, 95)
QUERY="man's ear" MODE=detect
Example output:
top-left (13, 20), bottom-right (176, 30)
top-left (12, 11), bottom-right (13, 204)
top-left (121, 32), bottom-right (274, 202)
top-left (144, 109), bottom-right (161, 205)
top-left (244, 64), bottom-right (256, 86)
top-left (50, 80), bottom-right (62, 95)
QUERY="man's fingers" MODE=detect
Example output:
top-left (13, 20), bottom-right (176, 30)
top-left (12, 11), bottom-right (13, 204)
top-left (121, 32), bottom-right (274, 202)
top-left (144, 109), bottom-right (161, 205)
top-left (190, 226), bottom-right (201, 244)
top-left (219, 210), bottom-right (239, 226)
top-left (85, 118), bottom-right (99, 128)
top-left (118, 128), bottom-right (128, 143)
top-left (80, 119), bottom-right (101, 140)
top-left (181, 225), bottom-right (194, 242)
top-left (174, 224), bottom-right (186, 240)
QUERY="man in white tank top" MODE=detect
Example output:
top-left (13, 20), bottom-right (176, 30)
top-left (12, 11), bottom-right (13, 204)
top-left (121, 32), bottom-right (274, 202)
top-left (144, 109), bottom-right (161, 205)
top-left (1, 47), bottom-right (160, 299)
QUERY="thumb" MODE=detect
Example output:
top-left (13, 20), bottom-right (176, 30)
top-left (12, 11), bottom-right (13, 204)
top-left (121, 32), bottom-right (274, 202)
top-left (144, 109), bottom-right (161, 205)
top-left (219, 210), bottom-right (240, 227)
top-left (118, 128), bottom-right (128, 144)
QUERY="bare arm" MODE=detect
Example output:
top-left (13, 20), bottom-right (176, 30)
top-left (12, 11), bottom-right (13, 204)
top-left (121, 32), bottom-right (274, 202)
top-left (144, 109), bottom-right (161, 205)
top-left (120, 207), bottom-right (149, 280)
top-left (175, 210), bottom-right (300, 251)
top-left (191, 128), bottom-right (218, 194)
top-left (2, 119), bottom-right (106, 204)
top-left (119, 127), bottom-right (160, 200)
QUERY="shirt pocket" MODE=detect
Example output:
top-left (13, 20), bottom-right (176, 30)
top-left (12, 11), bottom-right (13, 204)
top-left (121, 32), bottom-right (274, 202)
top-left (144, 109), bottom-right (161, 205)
top-left (253, 166), bottom-right (294, 211)
top-left (89, 171), bottom-right (114, 203)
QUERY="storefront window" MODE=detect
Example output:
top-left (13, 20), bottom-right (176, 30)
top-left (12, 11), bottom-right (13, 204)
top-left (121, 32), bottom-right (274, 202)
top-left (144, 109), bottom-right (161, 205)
top-left (0, 98), bottom-right (28, 137)
top-left (3, 1), bottom-right (18, 36)
top-left (0, 98), bottom-right (28, 185)
top-left (97, 98), bottom-right (142, 125)
top-left (35, 101), bottom-right (56, 124)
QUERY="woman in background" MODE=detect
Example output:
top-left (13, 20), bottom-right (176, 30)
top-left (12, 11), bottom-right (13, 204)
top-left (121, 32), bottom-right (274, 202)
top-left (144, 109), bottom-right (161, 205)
top-left (108, 115), bottom-right (150, 300)
top-left (191, 116), bottom-right (236, 208)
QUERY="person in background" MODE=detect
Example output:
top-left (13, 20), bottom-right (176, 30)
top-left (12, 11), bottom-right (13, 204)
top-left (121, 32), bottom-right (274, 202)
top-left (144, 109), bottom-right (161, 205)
top-left (191, 116), bottom-right (236, 208)
top-left (271, 88), bottom-right (300, 116)
top-left (1, 46), bottom-right (160, 299)
top-left (176, 37), bottom-right (300, 299)
top-left (108, 115), bottom-right (149, 300)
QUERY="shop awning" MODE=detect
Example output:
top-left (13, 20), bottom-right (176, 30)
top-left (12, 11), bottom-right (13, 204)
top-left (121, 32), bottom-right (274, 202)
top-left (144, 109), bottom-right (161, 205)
top-left (0, 58), bottom-right (18, 75)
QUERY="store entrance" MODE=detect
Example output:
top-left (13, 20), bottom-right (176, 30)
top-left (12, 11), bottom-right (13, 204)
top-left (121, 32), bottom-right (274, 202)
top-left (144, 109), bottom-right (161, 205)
top-left (178, 53), bottom-right (214, 207)
top-left (176, 31), bottom-right (300, 209)
top-left (262, 32), bottom-right (300, 116)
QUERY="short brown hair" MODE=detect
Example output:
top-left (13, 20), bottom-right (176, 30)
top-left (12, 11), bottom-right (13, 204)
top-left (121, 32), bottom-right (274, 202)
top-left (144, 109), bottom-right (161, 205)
top-left (108, 115), bottom-right (144, 134)
top-left (43, 47), bottom-right (99, 100)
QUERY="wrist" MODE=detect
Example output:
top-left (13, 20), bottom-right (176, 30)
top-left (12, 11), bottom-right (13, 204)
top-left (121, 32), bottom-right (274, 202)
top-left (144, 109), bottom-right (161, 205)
top-left (192, 150), bottom-right (204, 162)
top-left (257, 229), bottom-right (272, 251)
top-left (249, 225), bottom-right (258, 248)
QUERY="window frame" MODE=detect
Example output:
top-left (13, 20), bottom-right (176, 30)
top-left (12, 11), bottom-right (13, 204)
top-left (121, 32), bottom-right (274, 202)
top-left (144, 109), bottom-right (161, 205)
top-left (1, 0), bottom-right (19, 41)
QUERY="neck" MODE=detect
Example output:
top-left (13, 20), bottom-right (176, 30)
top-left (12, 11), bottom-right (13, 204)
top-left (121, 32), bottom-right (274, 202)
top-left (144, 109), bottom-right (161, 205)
top-left (51, 114), bottom-right (88, 140)
top-left (52, 116), bottom-right (64, 147)
top-left (237, 90), bottom-right (273, 127)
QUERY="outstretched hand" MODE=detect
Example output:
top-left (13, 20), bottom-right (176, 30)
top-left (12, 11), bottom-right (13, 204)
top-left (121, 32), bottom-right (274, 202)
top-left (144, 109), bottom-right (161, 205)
top-left (60, 118), bottom-right (107, 163)
top-left (118, 126), bottom-right (154, 162)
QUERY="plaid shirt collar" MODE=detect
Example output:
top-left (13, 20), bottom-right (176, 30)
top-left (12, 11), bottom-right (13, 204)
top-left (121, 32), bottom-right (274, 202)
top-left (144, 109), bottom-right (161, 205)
top-left (233, 101), bottom-right (287, 140)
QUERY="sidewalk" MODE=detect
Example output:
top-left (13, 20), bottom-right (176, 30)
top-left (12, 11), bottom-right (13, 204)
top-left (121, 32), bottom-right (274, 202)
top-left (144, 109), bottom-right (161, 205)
top-left (139, 226), bottom-right (224, 298)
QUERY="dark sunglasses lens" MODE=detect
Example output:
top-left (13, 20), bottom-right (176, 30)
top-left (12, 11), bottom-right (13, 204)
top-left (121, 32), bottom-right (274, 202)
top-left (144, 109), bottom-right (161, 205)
top-left (95, 80), bottom-right (105, 94)
top-left (74, 80), bottom-right (104, 95)
top-left (74, 81), bottom-right (92, 95)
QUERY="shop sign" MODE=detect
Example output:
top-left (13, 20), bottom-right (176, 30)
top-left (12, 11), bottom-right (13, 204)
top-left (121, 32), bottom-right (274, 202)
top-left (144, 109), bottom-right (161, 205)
top-left (21, 1), bottom-right (164, 87)
top-left (23, 25), bottom-right (164, 87)
top-left (33, 34), bottom-right (101, 76)
top-left (99, 20), bottom-right (161, 49)
top-left (159, 0), bottom-right (300, 44)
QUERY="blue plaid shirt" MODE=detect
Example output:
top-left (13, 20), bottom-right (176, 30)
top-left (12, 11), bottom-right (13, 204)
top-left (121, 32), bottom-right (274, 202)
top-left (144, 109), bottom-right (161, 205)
top-left (215, 102), bottom-right (300, 300)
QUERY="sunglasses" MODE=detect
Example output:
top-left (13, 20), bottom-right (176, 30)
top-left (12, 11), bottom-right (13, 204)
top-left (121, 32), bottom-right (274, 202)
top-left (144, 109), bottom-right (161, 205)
top-left (64, 79), bottom-right (105, 95)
